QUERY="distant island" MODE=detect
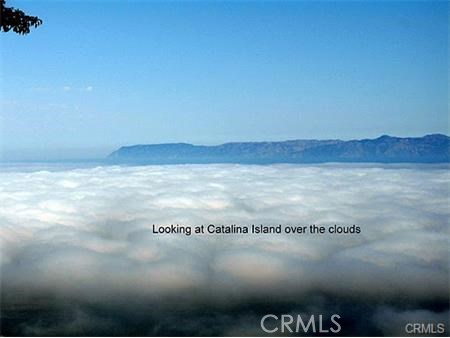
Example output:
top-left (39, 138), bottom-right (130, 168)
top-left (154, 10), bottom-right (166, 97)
top-left (108, 134), bottom-right (449, 164)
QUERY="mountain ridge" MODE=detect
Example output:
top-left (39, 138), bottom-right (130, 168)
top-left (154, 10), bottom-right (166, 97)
top-left (108, 134), bottom-right (449, 164)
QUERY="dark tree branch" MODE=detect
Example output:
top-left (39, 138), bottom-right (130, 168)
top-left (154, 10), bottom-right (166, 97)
top-left (1, 0), bottom-right (42, 35)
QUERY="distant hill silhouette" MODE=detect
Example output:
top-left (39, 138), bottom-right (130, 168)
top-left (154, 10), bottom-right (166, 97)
top-left (108, 134), bottom-right (449, 164)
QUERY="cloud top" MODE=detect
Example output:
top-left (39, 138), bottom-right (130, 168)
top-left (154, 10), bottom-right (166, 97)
top-left (1, 164), bottom-right (448, 335)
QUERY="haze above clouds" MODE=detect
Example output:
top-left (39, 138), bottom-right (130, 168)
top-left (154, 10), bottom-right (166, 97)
top-left (1, 164), bottom-right (448, 335)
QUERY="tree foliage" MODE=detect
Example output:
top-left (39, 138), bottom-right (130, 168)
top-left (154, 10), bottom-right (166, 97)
top-left (1, 0), bottom-right (42, 35)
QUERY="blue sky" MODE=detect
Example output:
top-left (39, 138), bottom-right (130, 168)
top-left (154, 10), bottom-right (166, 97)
top-left (1, 0), bottom-right (448, 160)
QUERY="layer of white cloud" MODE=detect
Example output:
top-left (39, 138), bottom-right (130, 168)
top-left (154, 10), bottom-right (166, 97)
top-left (0, 164), bottom-right (448, 335)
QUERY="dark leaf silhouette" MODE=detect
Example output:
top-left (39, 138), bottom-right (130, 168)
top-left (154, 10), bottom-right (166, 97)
top-left (1, 0), bottom-right (42, 35)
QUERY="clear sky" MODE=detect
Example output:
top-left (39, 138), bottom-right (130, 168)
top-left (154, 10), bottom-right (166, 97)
top-left (1, 0), bottom-right (448, 160)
